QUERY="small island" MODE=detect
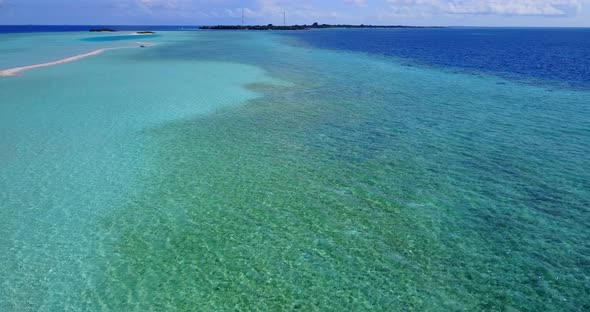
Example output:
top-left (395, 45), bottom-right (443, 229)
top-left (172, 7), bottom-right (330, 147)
top-left (136, 31), bottom-right (156, 34)
top-left (89, 28), bottom-right (116, 32)
top-left (200, 23), bottom-right (442, 31)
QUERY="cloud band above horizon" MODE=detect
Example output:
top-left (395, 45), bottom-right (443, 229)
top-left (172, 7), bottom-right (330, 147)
top-left (0, 0), bottom-right (588, 27)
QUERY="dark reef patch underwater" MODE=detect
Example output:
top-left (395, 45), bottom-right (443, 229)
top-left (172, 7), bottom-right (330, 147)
top-left (284, 28), bottom-right (590, 89)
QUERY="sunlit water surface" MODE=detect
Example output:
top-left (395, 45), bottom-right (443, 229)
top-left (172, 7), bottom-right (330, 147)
top-left (1, 29), bottom-right (589, 311)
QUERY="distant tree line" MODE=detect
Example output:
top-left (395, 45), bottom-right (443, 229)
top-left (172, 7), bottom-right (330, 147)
top-left (199, 23), bottom-right (442, 31)
top-left (89, 28), bottom-right (116, 32)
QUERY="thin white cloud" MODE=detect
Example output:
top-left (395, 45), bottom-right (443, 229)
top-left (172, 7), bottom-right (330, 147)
top-left (137, 0), bottom-right (181, 10)
top-left (446, 0), bottom-right (581, 16)
top-left (218, 0), bottom-right (345, 22)
top-left (386, 0), bottom-right (582, 16)
top-left (344, 0), bottom-right (369, 7)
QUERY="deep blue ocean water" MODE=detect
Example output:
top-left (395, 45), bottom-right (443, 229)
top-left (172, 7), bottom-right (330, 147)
top-left (4, 26), bottom-right (589, 88)
top-left (284, 28), bottom-right (590, 88)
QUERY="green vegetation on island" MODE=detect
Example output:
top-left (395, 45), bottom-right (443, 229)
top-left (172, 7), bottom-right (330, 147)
top-left (89, 28), bottom-right (116, 32)
top-left (199, 22), bottom-right (443, 31)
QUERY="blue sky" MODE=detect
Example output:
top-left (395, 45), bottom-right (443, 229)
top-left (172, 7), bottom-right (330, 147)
top-left (0, 0), bottom-right (589, 26)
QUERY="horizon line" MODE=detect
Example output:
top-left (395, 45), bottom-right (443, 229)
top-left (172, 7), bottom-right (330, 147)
top-left (1, 24), bottom-right (590, 29)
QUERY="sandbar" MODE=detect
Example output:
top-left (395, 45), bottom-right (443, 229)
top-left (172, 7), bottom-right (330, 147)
top-left (0, 43), bottom-right (154, 77)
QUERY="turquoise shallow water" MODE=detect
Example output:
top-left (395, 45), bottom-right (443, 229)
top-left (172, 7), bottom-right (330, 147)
top-left (0, 32), bottom-right (151, 68)
top-left (1, 30), bottom-right (589, 311)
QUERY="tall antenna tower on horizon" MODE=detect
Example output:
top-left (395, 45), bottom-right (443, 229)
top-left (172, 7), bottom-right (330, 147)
top-left (283, 11), bottom-right (286, 26)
